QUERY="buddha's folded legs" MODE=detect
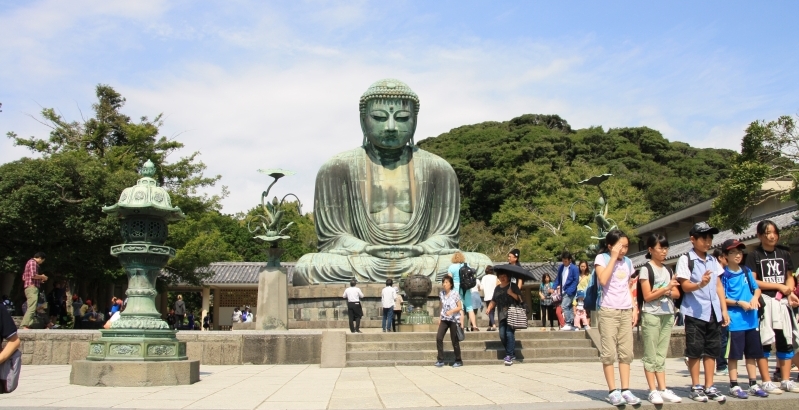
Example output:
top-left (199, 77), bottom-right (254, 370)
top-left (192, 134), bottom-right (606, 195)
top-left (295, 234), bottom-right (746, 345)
top-left (292, 252), bottom-right (493, 285)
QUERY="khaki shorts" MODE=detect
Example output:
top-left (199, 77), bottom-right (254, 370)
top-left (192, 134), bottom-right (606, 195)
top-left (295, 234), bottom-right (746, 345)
top-left (597, 307), bottom-right (634, 365)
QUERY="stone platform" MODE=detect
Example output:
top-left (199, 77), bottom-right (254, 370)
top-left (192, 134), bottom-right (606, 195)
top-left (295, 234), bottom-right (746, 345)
top-left (70, 359), bottom-right (200, 386)
top-left (7, 359), bottom-right (799, 409)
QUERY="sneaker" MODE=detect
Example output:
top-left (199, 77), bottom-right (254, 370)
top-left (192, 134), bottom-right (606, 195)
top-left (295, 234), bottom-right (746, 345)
top-left (621, 390), bottom-right (640, 405)
top-left (510, 355), bottom-right (517, 361)
top-left (763, 381), bottom-right (784, 394)
top-left (715, 367), bottom-right (728, 376)
top-left (773, 371), bottom-right (782, 382)
top-left (660, 389), bottom-right (682, 403)
top-left (780, 380), bottom-right (799, 393)
top-left (748, 383), bottom-right (769, 398)
top-left (648, 390), bottom-right (663, 404)
top-left (434, 361), bottom-right (444, 367)
top-left (606, 390), bottom-right (627, 406)
top-left (689, 387), bottom-right (708, 402)
top-left (729, 385), bottom-right (748, 399)
top-left (704, 386), bottom-right (726, 402)
top-left (503, 355), bottom-right (512, 366)
top-left (560, 325), bottom-right (574, 331)
top-left (584, 325), bottom-right (591, 330)
top-left (451, 361), bottom-right (463, 368)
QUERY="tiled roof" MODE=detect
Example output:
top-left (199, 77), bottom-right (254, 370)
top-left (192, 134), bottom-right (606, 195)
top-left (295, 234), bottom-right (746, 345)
top-left (189, 261), bottom-right (556, 285)
top-left (628, 206), bottom-right (799, 267)
top-left (190, 262), bottom-right (297, 285)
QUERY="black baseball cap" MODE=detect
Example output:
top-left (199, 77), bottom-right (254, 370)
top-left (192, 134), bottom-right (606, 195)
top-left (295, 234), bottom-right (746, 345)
top-left (689, 221), bottom-right (719, 237)
top-left (721, 239), bottom-right (746, 251)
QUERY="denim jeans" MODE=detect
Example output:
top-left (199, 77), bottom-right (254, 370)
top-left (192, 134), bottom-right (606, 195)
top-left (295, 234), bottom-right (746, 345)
top-left (382, 308), bottom-right (394, 331)
top-left (561, 293), bottom-right (574, 325)
top-left (498, 319), bottom-right (516, 357)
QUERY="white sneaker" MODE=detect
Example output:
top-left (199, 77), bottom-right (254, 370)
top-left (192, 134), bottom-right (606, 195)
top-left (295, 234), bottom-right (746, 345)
top-left (780, 380), bottom-right (799, 393)
top-left (584, 325), bottom-right (591, 330)
top-left (762, 381), bottom-right (784, 395)
top-left (560, 325), bottom-right (574, 331)
top-left (648, 390), bottom-right (663, 404)
top-left (660, 389), bottom-right (682, 403)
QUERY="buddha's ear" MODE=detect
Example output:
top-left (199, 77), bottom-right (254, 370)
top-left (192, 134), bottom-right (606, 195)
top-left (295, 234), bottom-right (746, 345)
top-left (359, 111), bottom-right (368, 147)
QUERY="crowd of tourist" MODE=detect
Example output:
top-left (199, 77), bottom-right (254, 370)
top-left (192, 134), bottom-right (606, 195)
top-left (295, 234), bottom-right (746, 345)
top-left (430, 221), bottom-right (799, 407)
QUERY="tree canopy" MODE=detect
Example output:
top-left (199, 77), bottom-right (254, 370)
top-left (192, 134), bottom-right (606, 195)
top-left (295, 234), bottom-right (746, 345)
top-left (710, 115), bottom-right (799, 233)
top-left (418, 114), bottom-right (736, 261)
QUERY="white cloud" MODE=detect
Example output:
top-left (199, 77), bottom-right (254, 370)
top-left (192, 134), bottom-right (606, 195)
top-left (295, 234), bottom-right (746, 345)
top-left (3, 1), bottom-right (796, 216)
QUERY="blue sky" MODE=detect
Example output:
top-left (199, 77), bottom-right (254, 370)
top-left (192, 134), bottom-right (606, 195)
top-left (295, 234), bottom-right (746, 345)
top-left (2, 1), bottom-right (798, 214)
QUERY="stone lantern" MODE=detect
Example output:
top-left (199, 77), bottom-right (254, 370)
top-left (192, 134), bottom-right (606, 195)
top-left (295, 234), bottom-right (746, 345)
top-left (72, 160), bottom-right (198, 386)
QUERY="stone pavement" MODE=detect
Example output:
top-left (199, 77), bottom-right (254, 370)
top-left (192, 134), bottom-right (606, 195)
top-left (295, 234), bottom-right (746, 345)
top-left (0, 358), bottom-right (797, 410)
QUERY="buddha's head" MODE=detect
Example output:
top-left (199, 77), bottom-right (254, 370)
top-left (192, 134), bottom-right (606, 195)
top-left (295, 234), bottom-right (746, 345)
top-left (359, 79), bottom-right (419, 150)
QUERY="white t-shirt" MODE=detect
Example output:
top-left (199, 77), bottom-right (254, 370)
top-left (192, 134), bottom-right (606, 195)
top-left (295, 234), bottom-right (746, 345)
top-left (381, 286), bottom-right (397, 309)
top-left (561, 264), bottom-right (570, 288)
top-left (343, 287), bottom-right (364, 302)
top-left (481, 274), bottom-right (498, 301)
top-left (231, 311), bottom-right (242, 323)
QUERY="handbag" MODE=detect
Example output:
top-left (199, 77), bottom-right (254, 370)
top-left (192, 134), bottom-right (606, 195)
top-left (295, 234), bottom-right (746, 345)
top-left (455, 323), bottom-right (465, 341)
top-left (0, 349), bottom-right (21, 394)
top-left (507, 304), bottom-right (529, 329)
top-left (551, 288), bottom-right (562, 303)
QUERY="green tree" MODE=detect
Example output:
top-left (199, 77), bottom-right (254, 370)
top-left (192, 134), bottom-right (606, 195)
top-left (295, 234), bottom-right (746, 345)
top-left (418, 114), bottom-right (733, 261)
top-left (710, 115), bottom-right (799, 233)
top-left (2, 84), bottom-right (223, 294)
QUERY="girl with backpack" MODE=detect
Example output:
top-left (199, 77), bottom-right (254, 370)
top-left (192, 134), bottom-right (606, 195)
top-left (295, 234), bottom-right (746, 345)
top-left (594, 229), bottom-right (641, 406)
top-left (637, 233), bottom-right (682, 404)
top-left (448, 252), bottom-right (477, 331)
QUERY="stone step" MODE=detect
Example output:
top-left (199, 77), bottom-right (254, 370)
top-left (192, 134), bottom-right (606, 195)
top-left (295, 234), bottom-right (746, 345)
top-left (346, 356), bottom-right (599, 367)
top-left (346, 347), bottom-right (599, 362)
top-left (346, 330), bottom-right (589, 342)
top-left (346, 338), bottom-right (593, 351)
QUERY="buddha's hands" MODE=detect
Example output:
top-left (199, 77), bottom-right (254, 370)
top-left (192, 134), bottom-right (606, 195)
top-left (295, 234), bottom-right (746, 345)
top-left (365, 245), bottom-right (424, 259)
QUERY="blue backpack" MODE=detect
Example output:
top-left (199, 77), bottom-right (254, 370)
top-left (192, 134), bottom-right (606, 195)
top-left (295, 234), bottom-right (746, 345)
top-left (584, 253), bottom-right (633, 311)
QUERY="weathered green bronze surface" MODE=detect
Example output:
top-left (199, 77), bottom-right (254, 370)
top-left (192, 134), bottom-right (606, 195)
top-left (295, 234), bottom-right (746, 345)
top-left (248, 169), bottom-right (301, 268)
top-left (294, 79), bottom-right (491, 285)
top-left (88, 159), bottom-right (187, 361)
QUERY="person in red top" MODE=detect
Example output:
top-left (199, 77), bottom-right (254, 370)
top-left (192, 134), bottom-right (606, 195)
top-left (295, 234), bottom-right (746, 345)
top-left (20, 252), bottom-right (48, 329)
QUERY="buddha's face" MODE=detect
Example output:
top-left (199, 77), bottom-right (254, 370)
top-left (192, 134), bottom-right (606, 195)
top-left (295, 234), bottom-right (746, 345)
top-left (361, 98), bottom-right (416, 150)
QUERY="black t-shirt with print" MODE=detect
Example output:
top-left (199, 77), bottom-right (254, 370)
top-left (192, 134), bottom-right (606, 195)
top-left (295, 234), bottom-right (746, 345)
top-left (0, 304), bottom-right (18, 341)
top-left (745, 245), bottom-right (795, 298)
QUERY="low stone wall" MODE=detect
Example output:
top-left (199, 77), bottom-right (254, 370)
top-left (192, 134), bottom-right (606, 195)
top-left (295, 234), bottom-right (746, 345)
top-left (17, 330), bottom-right (322, 366)
top-left (288, 283), bottom-right (446, 329)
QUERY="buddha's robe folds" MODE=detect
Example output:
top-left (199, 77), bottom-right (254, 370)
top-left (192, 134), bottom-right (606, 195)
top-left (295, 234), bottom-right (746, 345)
top-left (293, 146), bottom-right (491, 285)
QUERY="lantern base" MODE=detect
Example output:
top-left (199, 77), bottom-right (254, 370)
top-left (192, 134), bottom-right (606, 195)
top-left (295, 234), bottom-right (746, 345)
top-left (86, 329), bottom-right (187, 361)
top-left (71, 359), bottom-right (199, 386)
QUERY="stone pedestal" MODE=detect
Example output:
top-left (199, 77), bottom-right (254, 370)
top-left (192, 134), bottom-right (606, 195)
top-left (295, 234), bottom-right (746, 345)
top-left (256, 266), bottom-right (288, 330)
top-left (397, 323), bottom-right (438, 332)
top-left (87, 329), bottom-right (187, 361)
top-left (71, 360), bottom-right (199, 386)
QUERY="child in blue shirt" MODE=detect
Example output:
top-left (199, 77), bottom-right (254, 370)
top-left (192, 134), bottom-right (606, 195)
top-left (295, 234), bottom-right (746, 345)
top-left (720, 239), bottom-right (768, 399)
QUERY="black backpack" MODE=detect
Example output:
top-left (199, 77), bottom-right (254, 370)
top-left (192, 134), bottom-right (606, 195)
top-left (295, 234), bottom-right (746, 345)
top-left (459, 263), bottom-right (477, 291)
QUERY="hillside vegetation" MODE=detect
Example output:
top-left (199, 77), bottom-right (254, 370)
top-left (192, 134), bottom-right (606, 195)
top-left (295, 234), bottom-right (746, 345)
top-left (417, 114), bottom-right (736, 261)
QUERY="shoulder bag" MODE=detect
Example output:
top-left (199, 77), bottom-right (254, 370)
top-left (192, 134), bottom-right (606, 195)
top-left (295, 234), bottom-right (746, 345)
top-left (507, 303), bottom-right (529, 329)
top-left (0, 349), bottom-right (21, 394)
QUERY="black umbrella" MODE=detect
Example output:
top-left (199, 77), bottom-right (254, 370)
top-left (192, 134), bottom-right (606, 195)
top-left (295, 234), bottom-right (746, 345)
top-left (492, 264), bottom-right (535, 282)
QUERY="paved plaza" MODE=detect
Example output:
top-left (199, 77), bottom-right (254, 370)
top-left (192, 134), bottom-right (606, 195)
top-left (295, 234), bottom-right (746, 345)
top-left (1, 358), bottom-right (797, 410)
